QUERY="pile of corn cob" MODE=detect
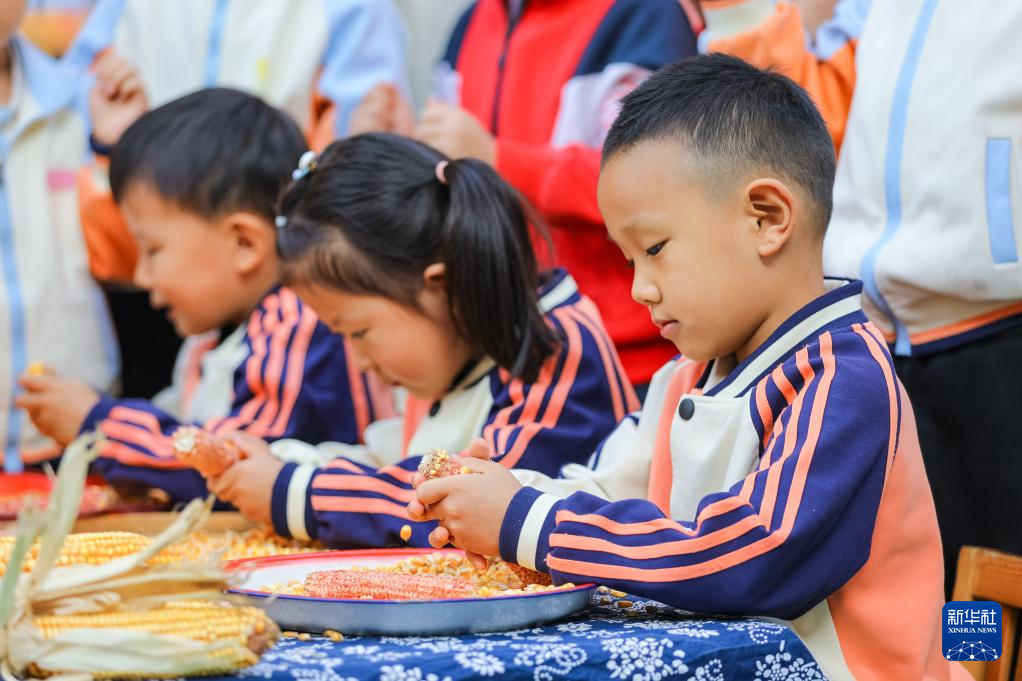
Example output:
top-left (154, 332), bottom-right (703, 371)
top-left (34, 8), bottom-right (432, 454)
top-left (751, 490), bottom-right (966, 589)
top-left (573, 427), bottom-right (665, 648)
top-left (0, 434), bottom-right (279, 680)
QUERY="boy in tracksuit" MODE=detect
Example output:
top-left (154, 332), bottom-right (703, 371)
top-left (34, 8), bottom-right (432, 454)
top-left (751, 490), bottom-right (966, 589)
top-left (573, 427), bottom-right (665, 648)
top-left (17, 88), bottom-right (390, 503)
top-left (698, 0), bottom-right (1022, 592)
top-left (412, 56), bottom-right (966, 681)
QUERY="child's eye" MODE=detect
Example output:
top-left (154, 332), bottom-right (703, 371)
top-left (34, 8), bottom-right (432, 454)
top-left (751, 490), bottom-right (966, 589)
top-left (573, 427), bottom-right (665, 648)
top-left (348, 329), bottom-right (368, 340)
top-left (645, 241), bottom-right (666, 257)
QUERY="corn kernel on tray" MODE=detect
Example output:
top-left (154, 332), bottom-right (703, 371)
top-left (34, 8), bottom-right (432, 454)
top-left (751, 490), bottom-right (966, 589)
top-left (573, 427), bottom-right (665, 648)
top-left (226, 549), bottom-right (596, 636)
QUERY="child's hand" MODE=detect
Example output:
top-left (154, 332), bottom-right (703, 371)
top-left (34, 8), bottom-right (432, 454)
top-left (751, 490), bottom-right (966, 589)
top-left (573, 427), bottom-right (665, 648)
top-left (89, 51), bottom-right (148, 148)
top-left (206, 432), bottom-right (283, 526)
top-left (416, 99), bottom-right (496, 166)
top-left (408, 457), bottom-right (522, 559)
top-left (349, 82), bottom-right (414, 136)
top-left (15, 374), bottom-right (100, 446)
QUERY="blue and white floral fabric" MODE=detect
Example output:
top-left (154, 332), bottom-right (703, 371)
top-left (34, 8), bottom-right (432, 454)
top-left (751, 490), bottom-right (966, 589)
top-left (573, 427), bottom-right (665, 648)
top-left (220, 594), bottom-right (826, 681)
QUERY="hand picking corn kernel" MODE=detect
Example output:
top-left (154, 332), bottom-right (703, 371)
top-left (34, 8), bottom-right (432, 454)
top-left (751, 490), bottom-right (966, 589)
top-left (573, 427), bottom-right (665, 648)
top-left (416, 453), bottom-right (552, 587)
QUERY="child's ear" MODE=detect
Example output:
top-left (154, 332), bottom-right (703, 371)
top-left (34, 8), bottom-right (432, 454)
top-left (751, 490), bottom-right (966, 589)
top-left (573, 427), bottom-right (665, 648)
top-left (743, 178), bottom-right (796, 258)
top-left (422, 262), bottom-right (447, 290)
top-left (223, 212), bottom-right (274, 275)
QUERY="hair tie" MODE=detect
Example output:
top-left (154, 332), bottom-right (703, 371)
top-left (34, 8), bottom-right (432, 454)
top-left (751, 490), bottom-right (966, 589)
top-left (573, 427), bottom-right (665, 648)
top-left (292, 150), bottom-right (318, 181)
top-left (434, 160), bottom-right (449, 186)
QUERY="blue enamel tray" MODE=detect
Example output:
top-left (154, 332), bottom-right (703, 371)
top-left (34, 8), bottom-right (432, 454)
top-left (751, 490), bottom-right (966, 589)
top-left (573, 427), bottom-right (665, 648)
top-left (225, 548), bottom-right (596, 636)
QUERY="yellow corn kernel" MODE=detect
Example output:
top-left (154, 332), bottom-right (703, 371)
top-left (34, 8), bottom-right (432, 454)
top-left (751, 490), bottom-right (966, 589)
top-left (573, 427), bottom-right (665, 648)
top-left (399, 525), bottom-right (412, 542)
top-left (0, 532), bottom-right (177, 574)
top-left (26, 361), bottom-right (48, 377)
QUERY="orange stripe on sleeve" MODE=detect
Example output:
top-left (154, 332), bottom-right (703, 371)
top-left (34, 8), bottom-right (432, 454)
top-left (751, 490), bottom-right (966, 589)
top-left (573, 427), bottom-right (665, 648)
top-left (549, 333), bottom-right (839, 582)
top-left (310, 495), bottom-right (410, 519)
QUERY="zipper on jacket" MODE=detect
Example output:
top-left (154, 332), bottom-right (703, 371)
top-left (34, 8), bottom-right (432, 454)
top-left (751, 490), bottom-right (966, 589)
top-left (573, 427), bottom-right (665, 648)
top-left (491, 1), bottom-right (524, 135)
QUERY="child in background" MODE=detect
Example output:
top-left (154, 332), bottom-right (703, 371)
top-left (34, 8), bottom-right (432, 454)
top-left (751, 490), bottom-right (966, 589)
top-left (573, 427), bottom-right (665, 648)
top-left (17, 88), bottom-right (390, 503)
top-left (67, 0), bottom-right (408, 143)
top-left (352, 0), bottom-right (698, 390)
top-left (67, 0), bottom-right (410, 400)
top-left (411, 56), bottom-right (963, 681)
top-left (0, 0), bottom-right (117, 472)
top-left (210, 133), bottom-right (638, 549)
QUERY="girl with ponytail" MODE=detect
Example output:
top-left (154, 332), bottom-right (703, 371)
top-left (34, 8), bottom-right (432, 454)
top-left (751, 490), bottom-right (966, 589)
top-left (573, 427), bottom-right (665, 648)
top-left (210, 133), bottom-right (638, 549)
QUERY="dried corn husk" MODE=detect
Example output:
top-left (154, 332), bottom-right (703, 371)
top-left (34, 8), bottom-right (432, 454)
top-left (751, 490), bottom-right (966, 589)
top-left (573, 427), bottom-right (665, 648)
top-left (0, 434), bottom-right (279, 680)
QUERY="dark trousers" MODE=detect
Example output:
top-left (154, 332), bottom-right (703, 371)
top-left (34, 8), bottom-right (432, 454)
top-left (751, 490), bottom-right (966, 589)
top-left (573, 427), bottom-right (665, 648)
top-left (895, 324), bottom-right (1022, 598)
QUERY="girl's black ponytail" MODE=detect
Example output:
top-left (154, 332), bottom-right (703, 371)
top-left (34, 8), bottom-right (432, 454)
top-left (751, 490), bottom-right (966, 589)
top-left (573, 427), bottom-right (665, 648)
top-left (439, 158), bottom-right (556, 382)
top-left (276, 133), bottom-right (557, 383)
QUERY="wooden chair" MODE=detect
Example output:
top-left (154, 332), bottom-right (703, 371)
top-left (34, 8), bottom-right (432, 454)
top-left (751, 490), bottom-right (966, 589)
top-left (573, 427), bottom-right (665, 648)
top-left (953, 547), bottom-right (1022, 681)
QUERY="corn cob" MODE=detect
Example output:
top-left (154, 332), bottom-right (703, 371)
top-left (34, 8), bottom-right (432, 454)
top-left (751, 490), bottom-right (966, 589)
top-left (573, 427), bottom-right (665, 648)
top-left (304, 569), bottom-right (476, 600)
top-left (0, 532), bottom-right (183, 575)
top-left (506, 562), bottom-right (553, 586)
top-left (23, 601), bottom-right (278, 679)
top-left (171, 426), bottom-right (238, 478)
top-left (417, 448), bottom-right (463, 480)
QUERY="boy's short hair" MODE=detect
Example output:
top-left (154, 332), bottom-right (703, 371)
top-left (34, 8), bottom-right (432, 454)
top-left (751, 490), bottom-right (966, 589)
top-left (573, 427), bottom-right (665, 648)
top-left (110, 87), bottom-right (306, 222)
top-left (603, 53), bottom-right (836, 233)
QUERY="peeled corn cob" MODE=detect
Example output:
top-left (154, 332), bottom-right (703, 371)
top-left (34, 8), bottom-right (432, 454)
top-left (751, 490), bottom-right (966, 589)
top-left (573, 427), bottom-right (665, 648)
top-left (417, 448), bottom-right (462, 480)
top-left (171, 427), bottom-right (238, 477)
top-left (23, 600), bottom-right (278, 679)
top-left (0, 532), bottom-right (178, 575)
top-left (304, 569), bottom-right (476, 600)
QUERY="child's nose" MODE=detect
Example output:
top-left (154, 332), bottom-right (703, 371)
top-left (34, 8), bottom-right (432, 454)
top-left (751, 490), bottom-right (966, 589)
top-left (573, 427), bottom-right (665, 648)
top-left (630, 270), bottom-right (660, 306)
top-left (350, 347), bottom-right (376, 373)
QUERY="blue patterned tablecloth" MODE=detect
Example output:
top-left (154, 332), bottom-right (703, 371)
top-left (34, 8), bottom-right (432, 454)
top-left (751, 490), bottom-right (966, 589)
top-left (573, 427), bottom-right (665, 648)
top-left (224, 593), bottom-right (826, 681)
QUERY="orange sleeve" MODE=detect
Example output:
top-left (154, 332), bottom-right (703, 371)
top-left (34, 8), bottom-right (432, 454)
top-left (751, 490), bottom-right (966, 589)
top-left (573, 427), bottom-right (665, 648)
top-left (703, 1), bottom-right (858, 150)
top-left (77, 164), bottom-right (137, 284)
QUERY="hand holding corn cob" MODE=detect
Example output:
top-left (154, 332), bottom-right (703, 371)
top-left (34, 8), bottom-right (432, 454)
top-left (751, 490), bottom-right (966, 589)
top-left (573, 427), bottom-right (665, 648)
top-left (205, 432), bottom-right (284, 527)
top-left (409, 441), bottom-right (542, 580)
top-left (171, 426), bottom-right (240, 478)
